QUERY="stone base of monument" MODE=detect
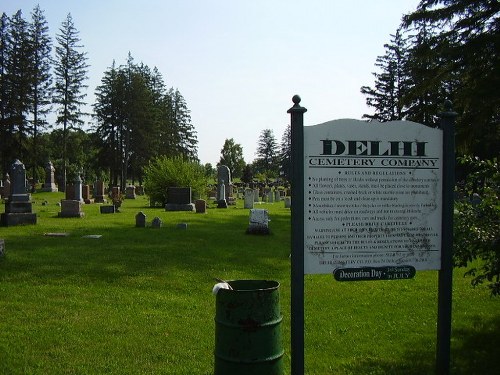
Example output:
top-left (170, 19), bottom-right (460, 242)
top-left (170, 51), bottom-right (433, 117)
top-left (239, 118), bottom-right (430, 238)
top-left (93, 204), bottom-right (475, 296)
top-left (40, 183), bottom-right (58, 192)
top-left (165, 203), bottom-right (195, 211)
top-left (58, 200), bottom-right (84, 218)
top-left (1, 212), bottom-right (37, 226)
top-left (217, 199), bottom-right (228, 208)
top-left (2, 198), bottom-right (37, 226)
top-left (246, 209), bottom-right (270, 235)
top-left (84, 198), bottom-right (94, 204)
top-left (94, 196), bottom-right (106, 203)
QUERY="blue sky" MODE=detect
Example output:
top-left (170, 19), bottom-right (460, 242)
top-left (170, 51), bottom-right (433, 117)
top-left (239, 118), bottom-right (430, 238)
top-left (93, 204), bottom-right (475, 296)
top-left (2, 0), bottom-right (421, 165)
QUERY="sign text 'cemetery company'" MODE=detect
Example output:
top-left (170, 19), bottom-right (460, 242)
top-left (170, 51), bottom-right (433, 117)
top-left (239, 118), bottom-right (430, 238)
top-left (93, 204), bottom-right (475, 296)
top-left (303, 119), bottom-right (443, 274)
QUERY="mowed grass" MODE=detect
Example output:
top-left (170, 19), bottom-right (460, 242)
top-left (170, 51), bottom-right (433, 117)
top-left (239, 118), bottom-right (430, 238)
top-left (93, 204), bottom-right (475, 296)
top-left (0, 192), bottom-right (499, 375)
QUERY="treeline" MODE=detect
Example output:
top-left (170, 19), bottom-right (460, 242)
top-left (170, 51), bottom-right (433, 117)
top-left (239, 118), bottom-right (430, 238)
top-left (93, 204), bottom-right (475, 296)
top-left (0, 6), bottom-right (197, 189)
top-left (361, 0), bottom-right (499, 159)
top-left (93, 55), bottom-right (197, 187)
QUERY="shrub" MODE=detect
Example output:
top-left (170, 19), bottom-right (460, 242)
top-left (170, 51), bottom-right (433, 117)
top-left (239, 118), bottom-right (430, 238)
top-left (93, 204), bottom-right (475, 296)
top-left (454, 156), bottom-right (500, 296)
top-left (143, 156), bottom-right (208, 207)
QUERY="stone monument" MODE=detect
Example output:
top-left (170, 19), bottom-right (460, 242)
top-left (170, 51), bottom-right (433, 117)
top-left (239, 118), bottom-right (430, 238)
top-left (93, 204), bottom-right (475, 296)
top-left (247, 208), bottom-right (270, 234)
top-left (41, 161), bottom-right (58, 192)
top-left (1, 160), bottom-right (37, 226)
top-left (217, 165), bottom-right (233, 205)
top-left (244, 189), bottom-right (254, 209)
top-left (93, 180), bottom-right (106, 203)
top-left (135, 211), bottom-right (146, 227)
top-left (165, 187), bottom-right (195, 211)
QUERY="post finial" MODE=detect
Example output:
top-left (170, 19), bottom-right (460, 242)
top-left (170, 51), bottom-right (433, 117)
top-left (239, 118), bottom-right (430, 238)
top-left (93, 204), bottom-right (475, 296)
top-left (288, 94), bottom-right (307, 114)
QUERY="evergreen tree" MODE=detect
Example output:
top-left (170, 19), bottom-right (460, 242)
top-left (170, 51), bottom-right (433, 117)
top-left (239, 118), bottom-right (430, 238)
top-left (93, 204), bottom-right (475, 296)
top-left (53, 13), bottom-right (89, 189)
top-left (3, 10), bottom-right (32, 169)
top-left (94, 56), bottom-right (198, 186)
top-left (403, 0), bottom-right (500, 158)
top-left (255, 128), bottom-right (279, 176)
top-left (219, 138), bottom-right (245, 178)
top-left (361, 28), bottom-right (409, 121)
top-left (279, 124), bottom-right (291, 181)
top-left (168, 88), bottom-right (198, 160)
top-left (0, 13), bottom-right (10, 174)
top-left (27, 5), bottom-right (52, 182)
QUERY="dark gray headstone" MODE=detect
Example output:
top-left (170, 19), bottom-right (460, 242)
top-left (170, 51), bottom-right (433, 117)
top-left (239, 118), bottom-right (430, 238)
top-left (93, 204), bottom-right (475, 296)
top-left (136, 211), bottom-right (146, 227)
top-left (167, 187), bottom-right (191, 204)
top-left (165, 187), bottom-right (194, 211)
top-left (100, 205), bottom-right (116, 214)
top-left (152, 217), bottom-right (162, 228)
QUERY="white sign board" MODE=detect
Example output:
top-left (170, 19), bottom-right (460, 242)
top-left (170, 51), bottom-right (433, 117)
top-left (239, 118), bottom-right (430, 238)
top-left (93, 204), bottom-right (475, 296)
top-left (304, 119), bottom-right (443, 274)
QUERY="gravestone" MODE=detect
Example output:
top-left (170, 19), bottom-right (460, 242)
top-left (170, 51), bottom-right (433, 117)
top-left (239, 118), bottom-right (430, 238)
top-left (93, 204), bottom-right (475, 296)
top-left (135, 211), bottom-right (146, 227)
top-left (100, 205), bottom-right (116, 214)
top-left (165, 187), bottom-right (195, 211)
top-left (274, 190), bottom-right (281, 202)
top-left (1, 160), bottom-right (37, 226)
top-left (136, 185), bottom-right (144, 195)
top-left (247, 208), bottom-right (270, 234)
top-left (94, 180), bottom-right (106, 203)
top-left (217, 181), bottom-right (228, 208)
top-left (195, 199), bottom-right (207, 213)
top-left (217, 165), bottom-right (233, 204)
top-left (82, 185), bottom-right (93, 204)
top-left (244, 189), bottom-right (254, 209)
top-left (65, 184), bottom-right (75, 200)
top-left (253, 188), bottom-right (259, 202)
top-left (74, 175), bottom-right (83, 202)
top-left (41, 161), bottom-right (58, 192)
top-left (125, 185), bottom-right (136, 199)
top-left (152, 217), bottom-right (162, 228)
top-left (284, 196), bottom-right (291, 208)
top-left (0, 238), bottom-right (5, 257)
top-left (267, 189), bottom-right (274, 203)
top-left (177, 223), bottom-right (188, 230)
top-left (59, 200), bottom-right (84, 218)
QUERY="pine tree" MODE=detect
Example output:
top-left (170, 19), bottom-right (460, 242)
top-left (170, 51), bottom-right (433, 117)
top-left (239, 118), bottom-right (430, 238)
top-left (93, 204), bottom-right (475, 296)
top-left (28, 5), bottom-right (52, 182)
top-left (279, 124), bottom-right (291, 181)
top-left (4, 10), bottom-right (32, 168)
top-left (53, 13), bottom-right (88, 189)
top-left (361, 27), bottom-right (409, 122)
top-left (255, 129), bottom-right (278, 176)
top-left (404, 0), bottom-right (500, 158)
top-left (0, 13), bottom-right (10, 174)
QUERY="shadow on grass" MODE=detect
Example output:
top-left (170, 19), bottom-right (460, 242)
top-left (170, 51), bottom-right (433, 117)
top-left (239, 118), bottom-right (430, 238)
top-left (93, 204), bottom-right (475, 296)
top-left (343, 315), bottom-right (500, 375)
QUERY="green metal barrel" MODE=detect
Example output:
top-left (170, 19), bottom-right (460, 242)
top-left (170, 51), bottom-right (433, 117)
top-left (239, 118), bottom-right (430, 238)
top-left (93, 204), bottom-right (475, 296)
top-left (214, 280), bottom-right (283, 375)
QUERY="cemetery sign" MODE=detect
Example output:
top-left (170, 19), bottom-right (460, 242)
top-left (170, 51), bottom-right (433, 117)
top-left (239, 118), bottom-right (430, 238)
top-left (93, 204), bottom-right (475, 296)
top-left (303, 119), bottom-right (443, 274)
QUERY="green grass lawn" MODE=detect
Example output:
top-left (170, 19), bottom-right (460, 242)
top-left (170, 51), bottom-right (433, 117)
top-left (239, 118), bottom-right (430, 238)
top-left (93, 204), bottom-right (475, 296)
top-left (0, 192), bottom-right (499, 374)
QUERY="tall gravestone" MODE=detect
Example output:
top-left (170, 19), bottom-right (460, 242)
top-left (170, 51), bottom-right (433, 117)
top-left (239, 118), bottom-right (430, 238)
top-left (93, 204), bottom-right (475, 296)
top-left (94, 180), bottom-right (106, 203)
top-left (41, 161), bottom-right (58, 192)
top-left (217, 165), bottom-right (232, 204)
top-left (59, 174), bottom-right (84, 218)
top-left (74, 174), bottom-right (83, 202)
top-left (217, 181), bottom-right (228, 208)
top-left (1, 160), bottom-right (37, 226)
top-left (244, 189), bottom-right (254, 209)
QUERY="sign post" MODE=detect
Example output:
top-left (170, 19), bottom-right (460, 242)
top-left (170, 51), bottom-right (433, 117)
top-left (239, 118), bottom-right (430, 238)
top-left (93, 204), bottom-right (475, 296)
top-left (436, 101), bottom-right (457, 375)
top-left (288, 95), bottom-right (455, 374)
top-left (288, 95), bottom-right (307, 375)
